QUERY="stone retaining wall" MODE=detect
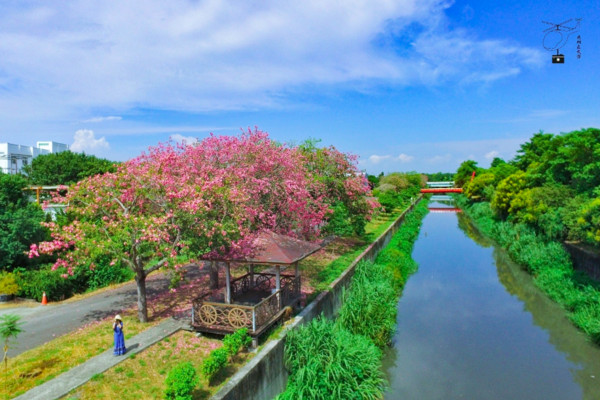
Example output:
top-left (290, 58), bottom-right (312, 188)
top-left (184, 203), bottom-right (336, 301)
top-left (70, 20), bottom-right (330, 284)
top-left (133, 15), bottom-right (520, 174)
top-left (211, 197), bottom-right (422, 400)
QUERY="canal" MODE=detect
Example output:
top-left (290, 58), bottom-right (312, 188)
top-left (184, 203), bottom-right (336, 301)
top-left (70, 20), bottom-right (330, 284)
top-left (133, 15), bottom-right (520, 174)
top-left (382, 198), bottom-right (600, 400)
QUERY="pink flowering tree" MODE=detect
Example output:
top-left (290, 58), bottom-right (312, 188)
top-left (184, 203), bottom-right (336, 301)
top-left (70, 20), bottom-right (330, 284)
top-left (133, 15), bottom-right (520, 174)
top-left (180, 129), bottom-right (331, 247)
top-left (30, 129), bottom-right (331, 322)
top-left (298, 139), bottom-right (377, 236)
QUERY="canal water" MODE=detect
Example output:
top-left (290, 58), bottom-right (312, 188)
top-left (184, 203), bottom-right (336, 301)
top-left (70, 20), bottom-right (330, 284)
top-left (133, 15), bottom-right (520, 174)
top-left (382, 199), bottom-right (600, 400)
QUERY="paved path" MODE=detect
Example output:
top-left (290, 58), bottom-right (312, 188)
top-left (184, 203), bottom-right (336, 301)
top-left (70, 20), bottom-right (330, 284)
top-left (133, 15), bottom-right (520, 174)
top-left (1, 264), bottom-right (206, 357)
top-left (13, 318), bottom-right (186, 400)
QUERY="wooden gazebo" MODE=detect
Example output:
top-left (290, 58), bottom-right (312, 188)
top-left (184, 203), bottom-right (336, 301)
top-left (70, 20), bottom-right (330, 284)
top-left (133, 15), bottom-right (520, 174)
top-left (191, 231), bottom-right (321, 340)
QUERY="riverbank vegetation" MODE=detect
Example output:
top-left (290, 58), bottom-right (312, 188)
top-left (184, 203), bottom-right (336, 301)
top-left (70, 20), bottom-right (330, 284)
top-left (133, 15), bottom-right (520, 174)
top-left (277, 200), bottom-right (429, 399)
top-left (455, 127), bottom-right (600, 344)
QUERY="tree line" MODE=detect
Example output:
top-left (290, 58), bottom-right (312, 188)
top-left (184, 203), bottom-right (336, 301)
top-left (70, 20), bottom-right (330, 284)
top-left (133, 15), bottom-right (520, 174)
top-left (458, 127), bottom-right (600, 246)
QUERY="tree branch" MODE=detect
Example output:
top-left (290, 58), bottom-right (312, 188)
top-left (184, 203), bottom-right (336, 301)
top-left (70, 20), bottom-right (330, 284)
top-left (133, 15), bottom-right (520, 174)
top-left (144, 258), bottom-right (168, 275)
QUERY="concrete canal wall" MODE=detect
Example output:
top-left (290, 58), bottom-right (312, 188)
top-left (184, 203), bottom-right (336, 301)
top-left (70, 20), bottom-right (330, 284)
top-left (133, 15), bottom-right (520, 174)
top-left (563, 242), bottom-right (600, 282)
top-left (211, 197), bottom-right (422, 400)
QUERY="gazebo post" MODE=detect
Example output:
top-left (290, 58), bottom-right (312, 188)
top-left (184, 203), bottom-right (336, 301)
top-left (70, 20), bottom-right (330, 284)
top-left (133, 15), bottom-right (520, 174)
top-left (225, 262), bottom-right (232, 304)
top-left (249, 264), bottom-right (255, 286)
top-left (294, 261), bottom-right (299, 278)
top-left (209, 261), bottom-right (219, 289)
top-left (276, 265), bottom-right (281, 309)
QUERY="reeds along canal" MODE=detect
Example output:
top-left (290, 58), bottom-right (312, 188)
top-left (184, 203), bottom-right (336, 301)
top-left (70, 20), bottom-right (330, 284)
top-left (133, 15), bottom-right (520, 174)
top-left (381, 198), bottom-right (600, 400)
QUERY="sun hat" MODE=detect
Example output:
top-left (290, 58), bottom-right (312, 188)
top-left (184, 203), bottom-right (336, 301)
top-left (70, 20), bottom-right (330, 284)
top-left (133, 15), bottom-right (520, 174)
top-left (115, 314), bottom-right (122, 321)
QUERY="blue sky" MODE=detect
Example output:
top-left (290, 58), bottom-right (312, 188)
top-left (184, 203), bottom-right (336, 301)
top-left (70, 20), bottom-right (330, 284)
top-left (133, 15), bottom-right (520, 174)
top-left (0, 0), bottom-right (597, 174)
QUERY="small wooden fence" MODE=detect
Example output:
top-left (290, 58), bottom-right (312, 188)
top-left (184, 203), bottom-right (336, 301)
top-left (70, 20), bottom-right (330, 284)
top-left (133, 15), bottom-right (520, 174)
top-left (192, 273), bottom-right (301, 335)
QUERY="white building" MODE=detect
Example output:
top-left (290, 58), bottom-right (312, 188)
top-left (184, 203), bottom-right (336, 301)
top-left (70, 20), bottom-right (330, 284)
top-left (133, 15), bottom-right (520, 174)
top-left (36, 141), bottom-right (69, 154)
top-left (0, 141), bottom-right (69, 174)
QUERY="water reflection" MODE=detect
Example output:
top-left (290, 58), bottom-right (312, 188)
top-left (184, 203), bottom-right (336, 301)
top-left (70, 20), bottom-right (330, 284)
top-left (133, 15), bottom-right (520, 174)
top-left (382, 200), bottom-right (600, 400)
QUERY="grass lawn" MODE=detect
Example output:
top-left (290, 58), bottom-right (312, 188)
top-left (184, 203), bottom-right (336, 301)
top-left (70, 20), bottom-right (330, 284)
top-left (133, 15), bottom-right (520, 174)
top-left (60, 330), bottom-right (254, 400)
top-left (300, 204), bottom-right (410, 298)
top-left (2, 312), bottom-right (160, 399)
top-left (1, 269), bottom-right (207, 399)
top-left (3, 202), bottom-right (412, 399)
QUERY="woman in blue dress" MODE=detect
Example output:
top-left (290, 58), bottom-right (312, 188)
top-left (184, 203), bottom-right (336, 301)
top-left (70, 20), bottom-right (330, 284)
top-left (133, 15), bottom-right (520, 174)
top-left (113, 315), bottom-right (126, 355)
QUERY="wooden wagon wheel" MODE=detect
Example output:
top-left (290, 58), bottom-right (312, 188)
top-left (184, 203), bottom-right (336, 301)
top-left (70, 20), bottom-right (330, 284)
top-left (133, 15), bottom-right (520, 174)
top-left (228, 308), bottom-right (249, 329)
top-left (198, 304), bottom-right (218, 325)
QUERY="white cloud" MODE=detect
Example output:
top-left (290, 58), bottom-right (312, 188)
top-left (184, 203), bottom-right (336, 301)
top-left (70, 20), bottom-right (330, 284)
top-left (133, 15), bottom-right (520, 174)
top-left (83, 116), bottom-right (122, 123)
top-left (170, 134), bottom-right (198, 145)
top-left (485, 150), bottom-right (499, 159)
top-left (369, 154), bottom-right (391, 164)
top-left (395, 153), bottom-right (414, 163)
top-left (0, 0), bottom-right (543, 119)
top-left (71, 129), bottom-right (110, 153)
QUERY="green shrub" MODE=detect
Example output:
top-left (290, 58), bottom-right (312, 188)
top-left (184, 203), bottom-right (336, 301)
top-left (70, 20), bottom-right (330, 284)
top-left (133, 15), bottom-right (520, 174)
top-left (490, 171), bottom-right (527, 218)
top-left (578, 197), bottom-right (600, 246)
top-left (464, 172), bottom-right (495, 201)
top-left (15, 265), bottom-right (86, 301)
top-left (0, 272), bottom-right (19, 295)
top-left (164, 362), bottom-right (199, 400)
top-left (278, 318), bottom-right (385, 400)
top-left (322, 202), bottom-right (354, 236)
top-left (376, 190), bottom-right (400, 212)
top-left (87, 255), bottom-right (134, 290)
top-left (223, 328), bottom-right (252, 359)
top-left (561, 195), bottom-right (591, 242)
top-left (13, 255), bottom-right (133, 302)
top-left (201, 347), bottom-right (228, 382)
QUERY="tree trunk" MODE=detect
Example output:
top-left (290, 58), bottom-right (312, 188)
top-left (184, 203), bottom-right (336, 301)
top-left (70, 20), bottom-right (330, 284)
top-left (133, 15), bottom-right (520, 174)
top-left (135, 270), bottom-right (148, 323)
top-left (209, 261), bottom-right (219, 289)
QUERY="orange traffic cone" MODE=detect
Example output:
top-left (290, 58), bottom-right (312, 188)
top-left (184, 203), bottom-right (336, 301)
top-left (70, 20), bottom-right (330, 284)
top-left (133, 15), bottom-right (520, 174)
top-left (41, 291), bottom-right (48, 305)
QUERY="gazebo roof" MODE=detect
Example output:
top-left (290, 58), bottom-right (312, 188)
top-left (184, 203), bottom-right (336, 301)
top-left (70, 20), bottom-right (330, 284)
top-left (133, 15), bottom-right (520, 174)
top-left (200, 231), bottom-right (330, 265)
top-left (200, 231), bottom-right (322, 265)
top-left (245, 231), bottom-right (322, 265)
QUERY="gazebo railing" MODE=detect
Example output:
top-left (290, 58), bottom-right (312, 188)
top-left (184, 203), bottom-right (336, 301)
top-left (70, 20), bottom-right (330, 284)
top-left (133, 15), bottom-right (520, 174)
top-left (192, 274), bottom-right (302, 334)
top-left (222, 272), bottom-right (296, 302)
top-left (281, 275), bottom-right (301, 306)
top-left (253, 290), bottom-right (281, 328)
top-left (230, 272), bottom-right (275, 298)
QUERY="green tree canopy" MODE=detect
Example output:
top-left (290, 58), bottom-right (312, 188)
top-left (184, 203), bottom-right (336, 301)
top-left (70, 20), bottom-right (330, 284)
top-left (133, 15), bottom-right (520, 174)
top-left (513, 131), bottom-right (556, 171)
top-left (22, 151), bottom-right (117, 185)
top-left (0, 173), bottom-right (29, 210)
top-left (490, 171), bottom-right (527, 218)
top-left (456, 128), bottom-right (600, 247)
top-left (454, 160), bottom-right (480, 188)
top-left (0, 173), bottom-right (48, 270)
top-left (426, 172), bottom-right (454, 182)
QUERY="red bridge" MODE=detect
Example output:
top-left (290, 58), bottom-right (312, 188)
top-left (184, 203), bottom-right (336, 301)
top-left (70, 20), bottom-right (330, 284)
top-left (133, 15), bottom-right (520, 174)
top-left (420, 181), bottom-right (462, 194)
